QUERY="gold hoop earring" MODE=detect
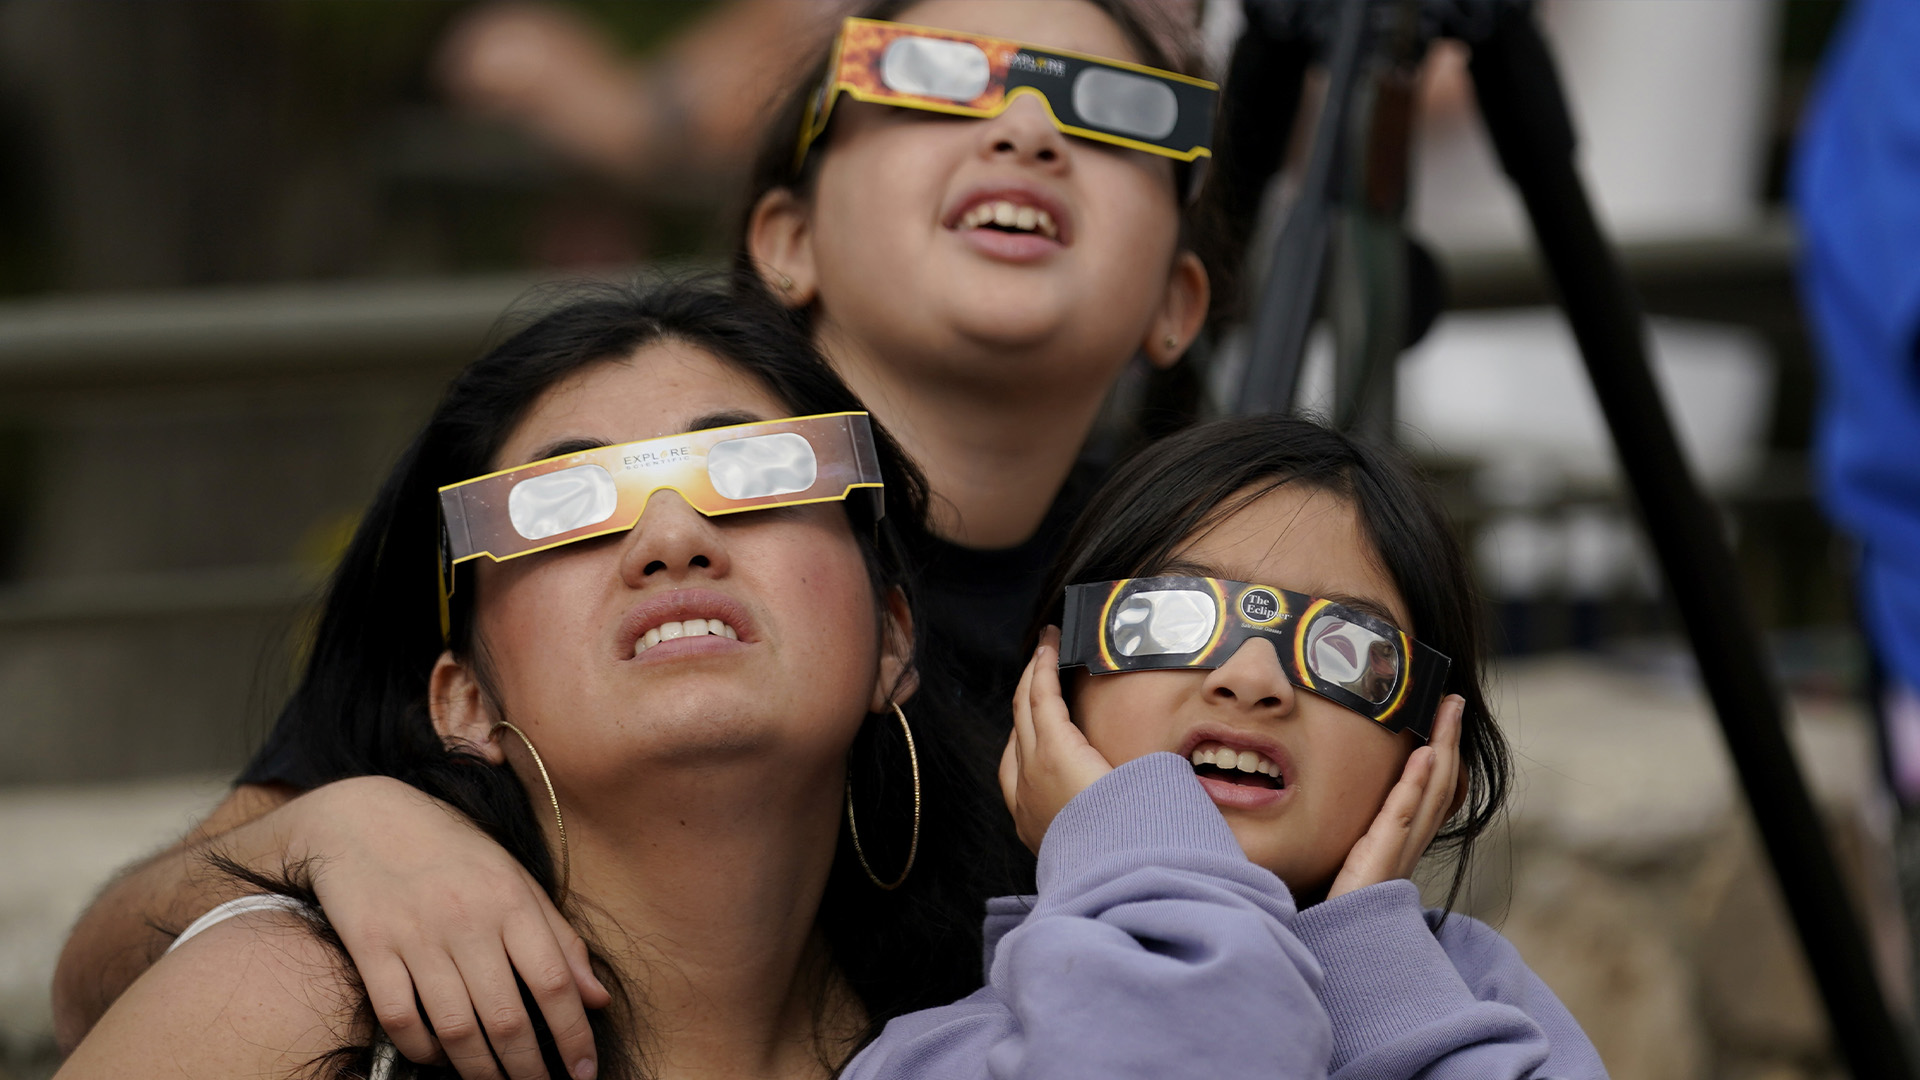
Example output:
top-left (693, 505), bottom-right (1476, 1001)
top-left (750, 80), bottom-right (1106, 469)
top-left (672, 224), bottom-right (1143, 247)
top-left (846, 702), bottom-right (920, 891)
top-left (492, 720), bottom-right (570, 906)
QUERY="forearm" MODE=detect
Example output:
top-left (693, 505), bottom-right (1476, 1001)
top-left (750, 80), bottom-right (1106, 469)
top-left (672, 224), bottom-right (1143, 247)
top-left (847, 756), bottom-right (1332, 1080)
top-left (51, 782), bottom-right (296, 1052)
top-left (1291, 881), bottom-right (1604, 1080)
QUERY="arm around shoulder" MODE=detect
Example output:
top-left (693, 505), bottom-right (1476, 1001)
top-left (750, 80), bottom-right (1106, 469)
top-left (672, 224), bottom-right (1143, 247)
top-left (55, 906), bottom-right (366, 1080)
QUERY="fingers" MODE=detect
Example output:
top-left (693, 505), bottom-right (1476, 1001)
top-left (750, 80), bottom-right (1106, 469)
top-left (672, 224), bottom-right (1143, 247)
top-left (455, 945), bottom-right (550, 1080)
top-left (540, 904), bottom-right (610, 1011)
top-left (505, 910), bottom-right (599, 1080)
top-left (1010, 645), bottom-right (1040, 766)
top-left (360, 952), bottom-right (446, 1067)
top-left (406, 953), bottom-right (507, 1080)
top-left (1326, 745), bottom-right (1434, 901)
top-left (1027, 628), bottom-right (1075, 751)
top-left (1403, 696), bottom-right (1465, 875)
top-left (998, 729), bottom-right (1020, 816)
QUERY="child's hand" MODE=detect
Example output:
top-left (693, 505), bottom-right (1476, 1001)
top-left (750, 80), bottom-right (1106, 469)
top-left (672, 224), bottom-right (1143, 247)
top-left (1326, 695), bottom-right (1465, 901)
top-left (288, 777), bottom-right (610, 1080)
top-left (999, 626), bottom-right (1114, 853)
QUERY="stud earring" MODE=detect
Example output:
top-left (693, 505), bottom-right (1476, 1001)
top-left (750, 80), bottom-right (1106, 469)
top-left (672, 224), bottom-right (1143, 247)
top-left (1164, 334), bottom-right (1180, 352)
top-left (777, 274), bottom-right (795, 292)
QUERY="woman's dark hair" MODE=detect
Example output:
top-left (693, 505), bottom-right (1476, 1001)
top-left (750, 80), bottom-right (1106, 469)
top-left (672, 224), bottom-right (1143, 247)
top-left (248, 278), bottom-right (1010, 1078)
top-left (1031, 415), bottom-right (1511, 911)
top-left (725, 0), bottom-right (1234, 439)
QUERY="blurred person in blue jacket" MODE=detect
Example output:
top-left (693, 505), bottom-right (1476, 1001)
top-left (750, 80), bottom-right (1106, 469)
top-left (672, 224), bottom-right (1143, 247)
top-left (1795, 0), bottom-right (1920, 810)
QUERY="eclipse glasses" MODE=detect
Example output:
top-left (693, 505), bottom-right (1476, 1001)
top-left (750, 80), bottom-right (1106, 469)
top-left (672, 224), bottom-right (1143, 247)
top-left (1060, 576), bottom-right (1451, 738)
top-left (798, 18), bottom-right (1218, 176)
top-left (437, 412), bottom-right (883, 616)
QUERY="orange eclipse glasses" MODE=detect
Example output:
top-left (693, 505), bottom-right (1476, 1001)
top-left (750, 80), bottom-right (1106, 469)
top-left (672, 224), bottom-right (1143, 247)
top-left (798, 18), bottom-right (1218, 179)
top-left (435, 412), bottom-right (883, 637)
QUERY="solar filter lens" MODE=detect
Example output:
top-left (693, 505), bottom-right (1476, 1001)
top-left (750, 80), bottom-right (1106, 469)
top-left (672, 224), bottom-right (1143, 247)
top-left (1112, 589), bottom-right (1216, 657)
top-left (881, 36), bottom-right (991, 101)
top-left (1072, 67), bottom-right (1179, 139)
top-left (507, 464), bottom-right (619, 541)
top-left (707, 432), bottom-right (819, 501)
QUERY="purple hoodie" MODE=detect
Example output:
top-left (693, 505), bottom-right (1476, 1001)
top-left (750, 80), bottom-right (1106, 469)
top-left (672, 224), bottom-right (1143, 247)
top-left (841, 753), bottom-right (1606, 1080)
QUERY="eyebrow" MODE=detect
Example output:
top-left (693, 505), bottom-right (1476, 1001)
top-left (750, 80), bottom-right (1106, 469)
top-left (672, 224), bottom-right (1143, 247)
top-left (1155, 559), bottom-right (1404, 628)
top-left (520, 410), bottom-right (771, 467)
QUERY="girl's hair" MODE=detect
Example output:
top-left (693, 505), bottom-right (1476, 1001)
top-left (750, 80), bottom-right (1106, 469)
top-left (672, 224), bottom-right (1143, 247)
top-left (250, 278), bottom-right (1010, 1078)
top-left (726, 0), bottom-right (1231, 438)
top-left (1031, 415), bottom-right (1511, 910)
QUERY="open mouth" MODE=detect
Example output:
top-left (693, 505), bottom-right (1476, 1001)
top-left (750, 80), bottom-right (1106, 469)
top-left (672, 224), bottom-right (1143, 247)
top-left (956, 199), bottom-right (1060, 240)
top-left (1189, 743), bottom-right (1285, 790)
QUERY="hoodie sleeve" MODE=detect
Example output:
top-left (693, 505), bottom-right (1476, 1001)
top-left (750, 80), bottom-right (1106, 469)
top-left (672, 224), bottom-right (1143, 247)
top-left (842, 752), bottom-right (1332, 1080)
top-left (1289, 880), bottom-right (1608, 1080)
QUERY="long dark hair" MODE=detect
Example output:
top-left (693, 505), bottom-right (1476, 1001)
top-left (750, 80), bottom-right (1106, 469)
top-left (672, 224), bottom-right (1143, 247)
top-left (725, 0), bottom-right (1233, 441)
top-left (248, 278), bottom-right (1010, 1078)
top-left (1032, 415), bottom-right (1511, 911)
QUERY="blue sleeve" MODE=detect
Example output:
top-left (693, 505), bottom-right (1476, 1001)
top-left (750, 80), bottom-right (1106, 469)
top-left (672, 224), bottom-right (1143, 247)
top-left (842, 752), bottom-right (1333, 1080)
top-left (1290, 881), bottom-right (1606, 1080)
top-left (1793, 0), bottom-right (1920, 688)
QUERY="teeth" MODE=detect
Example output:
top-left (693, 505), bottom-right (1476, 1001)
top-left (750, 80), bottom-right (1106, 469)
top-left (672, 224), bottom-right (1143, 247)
top-left (633, 619), bottom-right (740, 656)
top-left (1188, 742), bottom-right (1283, 780)
top-left (958, 200), bottom-right (1060, 240)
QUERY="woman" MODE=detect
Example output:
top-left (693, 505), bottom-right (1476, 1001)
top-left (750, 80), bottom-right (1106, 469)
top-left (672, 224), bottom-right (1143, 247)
top-left (56, 282), bottom-right (1009, 1079)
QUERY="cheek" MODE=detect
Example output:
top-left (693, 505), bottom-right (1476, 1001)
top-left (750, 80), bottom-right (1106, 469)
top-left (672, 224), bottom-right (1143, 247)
top-left (738, 518), bottom-right (881, 707)
top-left (471, 553), bottom-right (609, 713)
top-left (814, 132), bottom-right (948, 272)
top-left (1072, 670), bottom-right (1196, 765)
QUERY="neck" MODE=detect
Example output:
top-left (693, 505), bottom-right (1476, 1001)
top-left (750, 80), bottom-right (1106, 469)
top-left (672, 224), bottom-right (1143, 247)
top-left (562, 761), bottom-right (861, 1079)
top-left (819, 321), bottom-right (1110, 549)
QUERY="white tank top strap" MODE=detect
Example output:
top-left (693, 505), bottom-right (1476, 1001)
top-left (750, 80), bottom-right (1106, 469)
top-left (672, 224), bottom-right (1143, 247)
top-left (166, 892), bottom-right (402, 1076)
top-left (167, 893), bottom-right (313, 954)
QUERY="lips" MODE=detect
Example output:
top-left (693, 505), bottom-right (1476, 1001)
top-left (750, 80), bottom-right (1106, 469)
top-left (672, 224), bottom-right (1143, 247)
top-left (615, 588), bottom-right (756, 662)
top-left (1178, 726), bottom-right (1293, 810)
top-left (943, 183), bottom-right (1073, 248)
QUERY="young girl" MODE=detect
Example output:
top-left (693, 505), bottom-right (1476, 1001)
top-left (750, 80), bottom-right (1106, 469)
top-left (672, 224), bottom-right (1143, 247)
top-left (55, 3), bottom-right (1222, 1073)
top-left (843, 415), bottom-right (1607, 1078)
top-left (731, 0), bottom-right (1218, 717)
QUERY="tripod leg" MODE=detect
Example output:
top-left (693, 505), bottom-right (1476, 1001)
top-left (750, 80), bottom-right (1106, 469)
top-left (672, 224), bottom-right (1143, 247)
top-left (1465, 9), bottom-right (1917, 1076)
top-left (1234, 0), bottom-right (1372, 416)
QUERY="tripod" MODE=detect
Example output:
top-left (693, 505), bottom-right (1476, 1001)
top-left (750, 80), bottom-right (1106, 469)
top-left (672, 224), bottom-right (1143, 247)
top-left (1221, 2), bottom-right (1916, 1075)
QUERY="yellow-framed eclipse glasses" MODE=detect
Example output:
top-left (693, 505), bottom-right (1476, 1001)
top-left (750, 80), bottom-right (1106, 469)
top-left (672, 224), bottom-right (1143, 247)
top-left (798, 18), bottom-right (1218, 173)
top-left (1059, 576), bottom-right (1452, 739)
top-left (436, 412), bottom-right (883, 632)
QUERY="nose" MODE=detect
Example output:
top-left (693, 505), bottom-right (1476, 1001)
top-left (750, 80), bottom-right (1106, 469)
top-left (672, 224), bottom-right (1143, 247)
top-left (617, 489), bottom-right (731, 584)
top-left (1201, 638), bottom-right (1295, 715)
top-left (976, 92), bottom-right (1070, 171)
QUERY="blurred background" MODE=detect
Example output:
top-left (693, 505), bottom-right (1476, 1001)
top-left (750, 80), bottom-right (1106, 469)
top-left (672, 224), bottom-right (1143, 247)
top-left (0, 2), bottom-right (1891, 1078)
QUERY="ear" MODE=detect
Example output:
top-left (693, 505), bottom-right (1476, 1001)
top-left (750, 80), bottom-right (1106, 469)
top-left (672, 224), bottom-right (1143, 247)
top-left (428, 649), bottom-right (507, 765)
top-left (1141, 250), bottom-right (1210, 370)
top-left (869, 585), bottom-right (919, 713)
top-left (746, 186), bottom-right (820, 308)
